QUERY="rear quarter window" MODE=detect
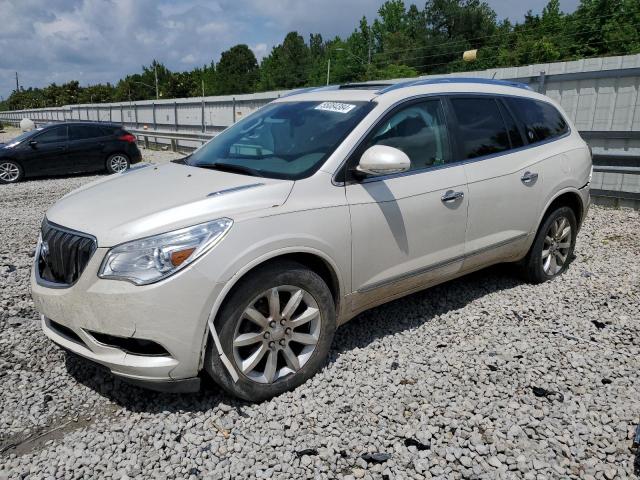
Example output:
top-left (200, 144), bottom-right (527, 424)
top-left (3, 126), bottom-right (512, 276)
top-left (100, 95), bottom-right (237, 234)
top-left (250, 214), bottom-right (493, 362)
top-left (506, 98), bottom-right (568, 144)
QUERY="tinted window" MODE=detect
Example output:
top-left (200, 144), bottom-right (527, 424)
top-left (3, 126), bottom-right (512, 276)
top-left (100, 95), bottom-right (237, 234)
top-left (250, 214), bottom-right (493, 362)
top-left (35, 126), bottom-right (67, 144)
top-left (450, 98), bottom-right (510, 159)
top-left (506, 98), bottom-right (568, 143)
top-left (188, 101), bottom-right (374, 180)
top-left (498, 102), bottom-right (524, 148)
top-left (69, 125), bottom-right (106, 140)
top-left (364, 99), bottom-right (450, 171)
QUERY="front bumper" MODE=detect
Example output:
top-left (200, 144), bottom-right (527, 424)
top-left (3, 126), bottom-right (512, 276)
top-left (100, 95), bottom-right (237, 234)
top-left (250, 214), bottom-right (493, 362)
top-left (32, 247), bottom-right (225, 386)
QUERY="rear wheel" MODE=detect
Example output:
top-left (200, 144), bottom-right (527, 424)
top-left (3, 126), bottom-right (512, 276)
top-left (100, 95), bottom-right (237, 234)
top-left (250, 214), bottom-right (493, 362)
top-left (0, 160), bottom-right (23, 184)
top-left (106, 153), bottom-right (130, 174)
top-left (206, 261), bottom-right (336, 401)
top-left (521, 206), bottom-right (577, 283)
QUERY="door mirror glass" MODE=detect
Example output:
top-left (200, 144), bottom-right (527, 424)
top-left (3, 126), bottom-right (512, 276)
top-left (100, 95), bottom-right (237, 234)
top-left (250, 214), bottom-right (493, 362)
top-left (356, 145), bottom-right (410, 177)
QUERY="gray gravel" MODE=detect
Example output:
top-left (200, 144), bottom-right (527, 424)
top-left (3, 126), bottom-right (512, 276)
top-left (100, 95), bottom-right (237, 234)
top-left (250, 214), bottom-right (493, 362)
top-left (0, 130), bottom-right (639, 478)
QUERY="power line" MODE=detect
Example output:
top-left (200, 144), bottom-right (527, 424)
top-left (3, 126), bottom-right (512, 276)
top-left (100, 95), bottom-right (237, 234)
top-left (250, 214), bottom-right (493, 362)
top-left (371, 22), bottom-right (640, 66)
top-left (370, 10), bottom-right (630, 58)
top-left (370, 40), bottom-right (639, 75)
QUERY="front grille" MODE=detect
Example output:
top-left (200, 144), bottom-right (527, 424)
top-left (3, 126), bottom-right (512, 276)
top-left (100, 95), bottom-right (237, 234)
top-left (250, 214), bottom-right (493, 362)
top-left (38, 219), bottom-right (97, 286)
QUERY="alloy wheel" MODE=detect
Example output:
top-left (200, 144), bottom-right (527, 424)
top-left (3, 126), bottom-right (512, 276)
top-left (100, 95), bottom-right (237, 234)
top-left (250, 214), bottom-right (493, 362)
top-left (0, 162), bottom-right (20, 182)
top-left (542, 216), bottom-right (572, 275)
top-left (109, 155), bottom-right (129, 173)
top-left (232, 285), bottom-right (322, 384)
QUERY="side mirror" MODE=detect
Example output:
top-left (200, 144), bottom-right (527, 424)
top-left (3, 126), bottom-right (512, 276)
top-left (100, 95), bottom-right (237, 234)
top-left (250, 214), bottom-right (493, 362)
top-left (28, 140), bottom-right (38, 148)
top-left (356, 145), bottom-right (410, 177)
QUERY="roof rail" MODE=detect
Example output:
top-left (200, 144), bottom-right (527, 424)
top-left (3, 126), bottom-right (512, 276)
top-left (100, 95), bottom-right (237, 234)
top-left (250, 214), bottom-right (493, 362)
top-left (338, 83), bottom-right (393, 90)
top-left (279, 85), bottom-right (341, 98)
top-left (377, 77), bottom-right (532, 94)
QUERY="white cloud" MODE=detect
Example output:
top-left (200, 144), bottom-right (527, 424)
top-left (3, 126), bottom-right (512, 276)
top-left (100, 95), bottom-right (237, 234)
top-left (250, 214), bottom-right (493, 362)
top-left (180, 53), bottom-right (197, 64)
top-left (251, 43), bottom-right (269, 61)
top-left (0, 0), bottom-right (581, 98)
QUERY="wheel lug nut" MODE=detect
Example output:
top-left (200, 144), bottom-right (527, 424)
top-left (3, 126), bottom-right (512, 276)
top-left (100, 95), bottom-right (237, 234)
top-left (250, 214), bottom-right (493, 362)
top-left (268, 341), bottom-right (275, 349)
top-left (285, 327), bottom-right (292, 335)
top-left (269, 320), bottom-right (276, 328)
top-left (279, 339), bottom-right (286, 347)
top-left (280, 319), bottom-right (286, 326)
top-left (263, 331), bottom-right (270, 339)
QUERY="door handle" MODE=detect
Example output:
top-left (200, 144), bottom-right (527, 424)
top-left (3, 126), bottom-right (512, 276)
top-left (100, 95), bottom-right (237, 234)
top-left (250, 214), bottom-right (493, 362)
top-left (441, 190), bottom-right (464, 202)
top-left (521, 171), bottom-right (538, 184)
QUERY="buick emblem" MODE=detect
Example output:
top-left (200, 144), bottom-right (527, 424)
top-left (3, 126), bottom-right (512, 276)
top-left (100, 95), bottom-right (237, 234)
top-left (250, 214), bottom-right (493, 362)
top-left (40, 241), bottom-right (50, 262)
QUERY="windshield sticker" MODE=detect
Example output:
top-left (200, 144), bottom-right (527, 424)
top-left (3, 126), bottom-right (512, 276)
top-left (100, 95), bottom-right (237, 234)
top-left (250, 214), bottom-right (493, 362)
top-left (314, 102), bottom-right (356, 114)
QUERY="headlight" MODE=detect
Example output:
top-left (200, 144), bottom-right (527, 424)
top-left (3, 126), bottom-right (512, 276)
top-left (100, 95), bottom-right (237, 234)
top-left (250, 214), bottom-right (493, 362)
top-left (99, 218), bottom-right (232, 285)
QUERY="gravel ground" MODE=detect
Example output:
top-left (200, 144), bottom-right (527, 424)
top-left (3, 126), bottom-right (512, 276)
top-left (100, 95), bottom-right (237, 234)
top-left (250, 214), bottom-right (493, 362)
top-left (0, 126), bottom-right (639, 479)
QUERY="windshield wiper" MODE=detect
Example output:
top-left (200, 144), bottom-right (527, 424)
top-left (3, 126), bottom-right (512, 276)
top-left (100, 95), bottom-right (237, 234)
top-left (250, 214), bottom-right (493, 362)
top-left (195, 162), bottom-right (264, 177)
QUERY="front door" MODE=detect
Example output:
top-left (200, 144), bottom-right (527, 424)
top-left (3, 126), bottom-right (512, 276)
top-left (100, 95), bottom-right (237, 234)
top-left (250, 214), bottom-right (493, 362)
top-left (17, 125), bottom-right (71, 175)
top-left (345, 98), bottom-right (468, 312)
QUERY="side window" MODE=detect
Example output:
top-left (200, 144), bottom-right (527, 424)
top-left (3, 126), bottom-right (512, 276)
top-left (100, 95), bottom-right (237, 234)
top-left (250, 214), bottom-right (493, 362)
top-left (498, 101), bottom-right (524, 148)
top-left (450, 97), bottom-right (510, 159)
top-left (506, 98), bottom-right (568, 143)
top-left (70, 125), bottom-right (105, 140)
top-left (363, 99), bottom-right (451, 171)
top-left (34, 126), bottom-right (67, 144)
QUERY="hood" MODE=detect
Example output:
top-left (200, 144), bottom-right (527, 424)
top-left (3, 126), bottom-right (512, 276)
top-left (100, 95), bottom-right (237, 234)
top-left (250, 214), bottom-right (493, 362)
top-left (45, 162), bottom-right (294, 247)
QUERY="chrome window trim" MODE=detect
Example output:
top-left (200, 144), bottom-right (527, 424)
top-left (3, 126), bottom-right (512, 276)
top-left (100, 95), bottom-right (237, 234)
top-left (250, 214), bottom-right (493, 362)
top-left (332, 92), bottom-right (572, 186)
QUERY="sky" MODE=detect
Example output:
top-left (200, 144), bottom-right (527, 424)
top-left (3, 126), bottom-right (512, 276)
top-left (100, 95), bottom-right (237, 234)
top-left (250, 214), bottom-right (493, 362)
top-left (0, 0), bottom-right (580, 100)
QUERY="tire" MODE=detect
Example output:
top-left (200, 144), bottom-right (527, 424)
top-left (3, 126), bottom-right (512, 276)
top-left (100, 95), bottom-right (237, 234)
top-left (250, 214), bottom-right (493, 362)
top-left (521, 206), bottom-right (577, 284)
top-left (0, 160), bottom-right (24, 184)
top-left (106, 153), bottom-right (130, 174)
top-left (205, 261), bottom-right (336, 402)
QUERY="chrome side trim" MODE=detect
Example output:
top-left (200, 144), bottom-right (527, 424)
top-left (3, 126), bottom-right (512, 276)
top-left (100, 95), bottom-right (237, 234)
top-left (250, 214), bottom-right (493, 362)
top-left (357, 233), bottom-right (528, 293)
top-left (207, 183), bottom-right (265, 197)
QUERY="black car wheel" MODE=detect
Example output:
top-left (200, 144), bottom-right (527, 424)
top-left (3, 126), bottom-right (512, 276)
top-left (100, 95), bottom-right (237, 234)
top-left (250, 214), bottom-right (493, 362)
top-left (0, 160), bottom-right (24, 184)
top-left (106, 153), bottom-right (130, 174)
top-left (206, 260), bottom-right (336, 402)
top-left (521, 206), bottom-right (577, 284)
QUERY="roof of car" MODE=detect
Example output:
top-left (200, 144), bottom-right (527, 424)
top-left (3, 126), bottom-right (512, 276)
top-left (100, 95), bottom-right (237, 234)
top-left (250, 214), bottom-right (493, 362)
top-left (41, 121), bottom-right (122, 128)
top-left (274, 77), bottom-right (541, 105)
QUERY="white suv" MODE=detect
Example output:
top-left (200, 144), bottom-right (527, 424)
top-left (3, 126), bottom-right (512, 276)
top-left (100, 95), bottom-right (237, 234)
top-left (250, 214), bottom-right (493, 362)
top-left (31, 79), bottom-right (591, 401)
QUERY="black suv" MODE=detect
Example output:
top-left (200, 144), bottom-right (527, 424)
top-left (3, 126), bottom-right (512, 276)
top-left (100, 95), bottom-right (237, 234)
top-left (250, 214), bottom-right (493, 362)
top-left (0, 122), bottom-right (142, 184)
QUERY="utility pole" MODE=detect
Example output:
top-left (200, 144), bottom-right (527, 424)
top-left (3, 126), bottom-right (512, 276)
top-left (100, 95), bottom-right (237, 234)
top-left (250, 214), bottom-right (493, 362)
top-left (15, 72), bottom-right (19, 91)
top-left (326, 57), bottom-right (331, 86)
top-left (154, 63), bottom-right (159, 100)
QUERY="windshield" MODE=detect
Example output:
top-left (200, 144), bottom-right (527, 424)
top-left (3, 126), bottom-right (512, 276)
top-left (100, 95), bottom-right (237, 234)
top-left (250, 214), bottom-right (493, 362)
top-left (187, 100), bottom-right (374, 180)
top-left (3, 129), bottom-right (39, 146)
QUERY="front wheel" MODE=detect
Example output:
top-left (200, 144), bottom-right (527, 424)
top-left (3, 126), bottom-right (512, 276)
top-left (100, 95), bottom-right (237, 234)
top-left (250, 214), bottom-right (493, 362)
top-left (521, 206), bottom-right (577, 284)
top-left (206, 261), bottom-right (336, 401)
top-left (0, 160), bottom-right (24, 184)
top-left (106, 153), bottom-right (130, 174)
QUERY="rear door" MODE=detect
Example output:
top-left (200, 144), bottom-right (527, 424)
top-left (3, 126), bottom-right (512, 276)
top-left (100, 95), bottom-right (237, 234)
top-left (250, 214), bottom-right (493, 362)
top-left (345, 98), bottom-right (469, 311)
top-left (447, 95), bottom-right (542, 269)
top-left (68, 125), bottom-right (110, 172)
top-left (17, 125), bottom-right (70, 175)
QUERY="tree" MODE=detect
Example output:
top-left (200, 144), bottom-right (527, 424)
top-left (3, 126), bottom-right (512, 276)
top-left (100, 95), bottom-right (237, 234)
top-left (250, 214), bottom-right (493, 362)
top-left (3, 0), bottom-right (640, 110)
top-left (216, 45), bottom-right (259, 94)
top-left (259, 32), bottom-right (311, 90)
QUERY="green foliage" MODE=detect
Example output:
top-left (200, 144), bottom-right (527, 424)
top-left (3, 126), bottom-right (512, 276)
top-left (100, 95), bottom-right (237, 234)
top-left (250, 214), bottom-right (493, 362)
top-left (5, 0), bottom-right (640, 110)
top-left (216, 45), bottom-right (259, 94)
